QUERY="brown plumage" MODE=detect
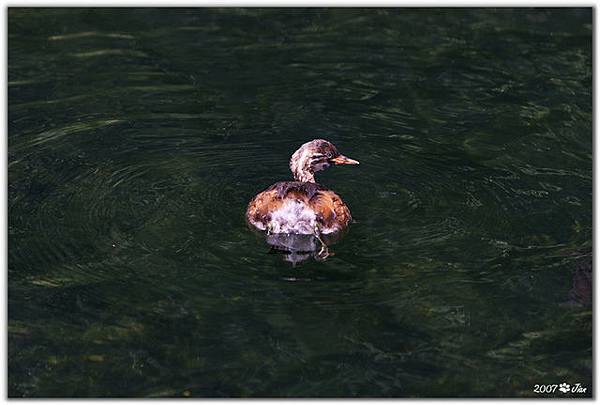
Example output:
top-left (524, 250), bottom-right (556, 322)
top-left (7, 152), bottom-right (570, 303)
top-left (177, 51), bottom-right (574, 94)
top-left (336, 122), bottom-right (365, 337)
top-left (246, 139), bottom-right (358, 235)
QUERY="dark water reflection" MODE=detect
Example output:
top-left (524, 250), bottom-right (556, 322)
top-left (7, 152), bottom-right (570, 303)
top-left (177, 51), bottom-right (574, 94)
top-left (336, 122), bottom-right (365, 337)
top-left (8, 8), bottom-right (591, 397)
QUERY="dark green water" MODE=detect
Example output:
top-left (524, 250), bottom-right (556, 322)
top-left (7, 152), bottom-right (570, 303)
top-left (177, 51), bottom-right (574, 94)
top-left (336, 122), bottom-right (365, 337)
top-left (8, 8), bottom-right (592, 397)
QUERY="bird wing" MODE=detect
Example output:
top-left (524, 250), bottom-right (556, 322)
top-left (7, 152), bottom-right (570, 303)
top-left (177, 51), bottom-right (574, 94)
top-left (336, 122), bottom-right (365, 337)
top-left (246, 188), bottom-right (283, 229)
top-left (308, 189), bottom-right (352, 231)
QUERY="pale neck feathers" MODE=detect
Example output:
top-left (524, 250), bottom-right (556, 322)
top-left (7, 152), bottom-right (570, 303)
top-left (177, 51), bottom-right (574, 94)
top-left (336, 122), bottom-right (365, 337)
top-left (290, 146), bottom-right (316, 183)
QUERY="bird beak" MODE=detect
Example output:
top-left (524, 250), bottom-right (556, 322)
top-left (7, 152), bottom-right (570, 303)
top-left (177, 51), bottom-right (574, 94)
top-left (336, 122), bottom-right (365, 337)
top-left (331, 154), bottom-right (360, 165)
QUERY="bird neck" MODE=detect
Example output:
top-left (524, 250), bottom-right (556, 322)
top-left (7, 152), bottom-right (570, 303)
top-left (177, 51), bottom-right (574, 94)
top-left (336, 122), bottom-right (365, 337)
top-left (290, 156), bottom-right (316, 183)
top-left (293, 170), bottom-right (315, 183)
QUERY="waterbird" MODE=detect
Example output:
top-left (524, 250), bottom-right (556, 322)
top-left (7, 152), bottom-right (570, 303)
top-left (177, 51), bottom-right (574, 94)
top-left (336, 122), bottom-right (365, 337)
top-left (246, 139), bottom-right (359, 256)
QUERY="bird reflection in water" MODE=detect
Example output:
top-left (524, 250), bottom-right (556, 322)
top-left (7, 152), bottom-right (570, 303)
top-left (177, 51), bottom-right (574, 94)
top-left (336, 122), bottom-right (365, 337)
top-left (265, 230), bottom-right (346, 264)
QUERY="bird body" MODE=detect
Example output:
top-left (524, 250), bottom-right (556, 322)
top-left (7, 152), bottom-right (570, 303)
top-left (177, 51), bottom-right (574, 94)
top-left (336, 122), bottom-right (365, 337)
top-left (246, 139), bottom-right (358, 236)
top-left (246, 181), bottom-right (351, 234)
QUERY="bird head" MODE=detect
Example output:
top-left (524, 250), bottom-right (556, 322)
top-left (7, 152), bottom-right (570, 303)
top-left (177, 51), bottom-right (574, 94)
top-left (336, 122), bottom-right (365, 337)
top-left (290, 139), bottom-right (359, 183)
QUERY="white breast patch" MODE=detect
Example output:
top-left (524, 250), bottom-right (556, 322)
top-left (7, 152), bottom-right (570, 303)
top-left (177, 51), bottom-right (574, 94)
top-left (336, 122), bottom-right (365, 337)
top-left (268, 199), bottom-right (317, 235)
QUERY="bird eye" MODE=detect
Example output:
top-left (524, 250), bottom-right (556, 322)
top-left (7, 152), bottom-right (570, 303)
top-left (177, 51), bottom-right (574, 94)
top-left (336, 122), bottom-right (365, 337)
top-left (326, 151), bottom-right (333, 158)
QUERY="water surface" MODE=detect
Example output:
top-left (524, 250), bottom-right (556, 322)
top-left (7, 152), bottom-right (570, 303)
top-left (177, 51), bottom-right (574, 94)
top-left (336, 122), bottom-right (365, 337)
top-left (8, 8), bottom-right (592, 397)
